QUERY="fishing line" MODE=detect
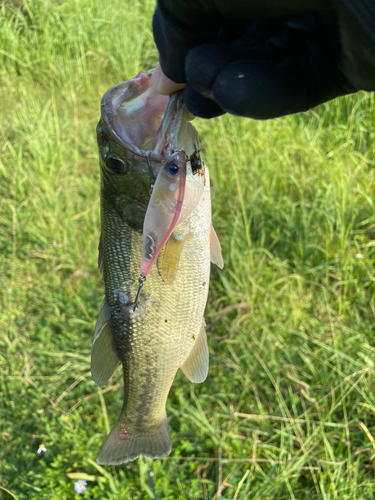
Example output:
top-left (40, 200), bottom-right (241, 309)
top-left (187, 170), bottom-right (216, 201)
top-left (146, 152), bottom-right (156, 188)
top-left (133, 275), bottom-right (146, 311)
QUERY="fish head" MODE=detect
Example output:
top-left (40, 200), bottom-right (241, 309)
top-left (97, 70), bottom-right (206, 264)
top-left (97, 71), bottom-right (170, 231)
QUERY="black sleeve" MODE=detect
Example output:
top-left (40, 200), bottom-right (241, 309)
top-left (336, 0), bottom-right (375, 89)
top-left (154, 0), bottom-right (375, 90)
top-left (153, 0), bottom-right (328, 84)
top-left (153, 0), bottom-right (375, 119)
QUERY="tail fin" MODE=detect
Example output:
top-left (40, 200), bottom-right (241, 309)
top-left (96, 411), bottom-right (171, 465)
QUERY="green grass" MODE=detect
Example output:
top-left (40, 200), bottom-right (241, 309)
top-left (1, 1), bottom-right (375, 498)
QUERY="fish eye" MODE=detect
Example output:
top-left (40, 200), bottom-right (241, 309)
top-left (168, 164), bottom-right (179, 176)
top-left (105, 155), bottom-right (126, 174)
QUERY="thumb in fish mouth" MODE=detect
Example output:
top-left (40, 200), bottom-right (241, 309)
top-left (152, 64), bottom-right (196, 121)
top-left (152, 63), bottom-right (186, 94)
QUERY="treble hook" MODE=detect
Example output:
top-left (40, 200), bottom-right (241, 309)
top-left (133, 275), bottom-right (146, 311)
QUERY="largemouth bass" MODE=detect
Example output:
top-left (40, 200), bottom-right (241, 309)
top-left (92, 70), bottom-right (223, 465)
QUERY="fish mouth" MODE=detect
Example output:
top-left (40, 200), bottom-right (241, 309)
top-left (100, 70), bottom-right (199, 164)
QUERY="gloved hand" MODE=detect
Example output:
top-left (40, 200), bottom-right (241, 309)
top-left (152, 1), bottom-right (357, 119)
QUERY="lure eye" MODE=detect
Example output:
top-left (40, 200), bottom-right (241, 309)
top-left (168, 164), bottom-right (179, 176)
top-left (106, 155), bottom-right (126, 174)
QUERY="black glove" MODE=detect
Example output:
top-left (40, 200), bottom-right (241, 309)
top-left (152, 1), bottom-right (364, 119)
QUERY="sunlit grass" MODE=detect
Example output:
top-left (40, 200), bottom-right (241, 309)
top-left (1, 1), bottom-right (375, 499)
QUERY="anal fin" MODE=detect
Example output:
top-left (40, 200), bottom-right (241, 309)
top-left (91, 298), bottom-right (120, 388)
top-left (180, 319), bottom-right (209, 383)
top-left (210, 224), bottom-right (224, 269)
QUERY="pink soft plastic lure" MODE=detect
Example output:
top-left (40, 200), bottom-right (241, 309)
top-left (140, 151), bottom-right (187, 277)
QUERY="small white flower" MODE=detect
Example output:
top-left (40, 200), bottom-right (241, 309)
top-left (74, 479), bottom-right (87, 494)
top-left (37, 444), bottom-right (47, 454)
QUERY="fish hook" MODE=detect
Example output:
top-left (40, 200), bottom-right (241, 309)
top-left (133, 275), bottom-right (146, 311)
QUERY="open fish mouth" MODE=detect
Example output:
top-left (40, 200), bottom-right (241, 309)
top-left (100, 69), bottom-right (168, 157)
top-left (100, 69), bottom-right (199, 165)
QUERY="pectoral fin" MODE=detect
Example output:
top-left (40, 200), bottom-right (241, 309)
top-left (157, 234), bottom-right (188, 284)
top-left (91, 298), bottom-right (120, 388)
top-left (180, 319), bottom-right (209, 383)
top-left (210, 224), bottom-right (224, 269)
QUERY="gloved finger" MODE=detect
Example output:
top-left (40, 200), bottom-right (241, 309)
top-left (184, 42), bottom-right (279, 99)
top-left (212, 58), bottom-right (312, 118)
top-left (184, 45), bottom-right (239, 99)
top-left (183, 85), bottom-right (225, 119)
top-left (185, 56), bottom-right (312, 119)
top-left (183, 45), bottom-right (305, 119)
top-left (185, 53), bottom-right (349, 120)
top-left (210, 57), bottom-right (341, 119)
